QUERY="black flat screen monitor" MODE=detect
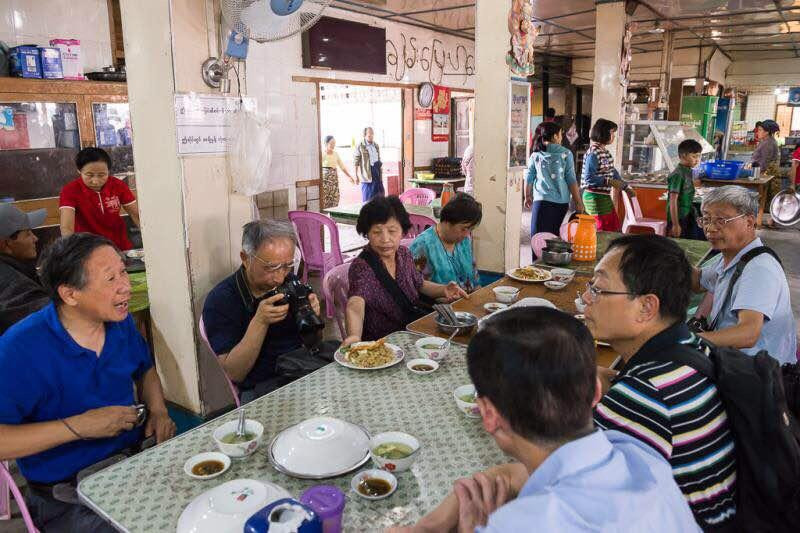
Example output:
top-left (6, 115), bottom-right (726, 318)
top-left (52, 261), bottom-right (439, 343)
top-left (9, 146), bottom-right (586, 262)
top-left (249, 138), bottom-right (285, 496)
top-left (302, 17), bottom-right (386, 75)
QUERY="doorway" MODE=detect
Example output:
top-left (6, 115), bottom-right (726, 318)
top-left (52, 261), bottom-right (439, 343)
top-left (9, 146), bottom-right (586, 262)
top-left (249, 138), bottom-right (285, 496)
top-left (318, 83), bottom-right (403, 205)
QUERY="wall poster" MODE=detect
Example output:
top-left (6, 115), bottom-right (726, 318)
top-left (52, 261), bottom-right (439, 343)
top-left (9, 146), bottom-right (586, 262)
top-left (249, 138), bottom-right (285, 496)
top-left (431, 85), bottom-right (451, 142)
top-left (508, 80), bottom-right (531, 168)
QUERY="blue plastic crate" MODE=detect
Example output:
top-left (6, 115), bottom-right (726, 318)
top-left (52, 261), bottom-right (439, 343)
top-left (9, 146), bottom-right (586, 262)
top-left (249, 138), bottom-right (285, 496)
top-left (701, 160), bottom-right (744, 180)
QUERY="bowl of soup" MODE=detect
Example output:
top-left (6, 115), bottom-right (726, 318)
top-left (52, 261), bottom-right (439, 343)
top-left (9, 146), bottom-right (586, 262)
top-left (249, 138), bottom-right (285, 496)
top-left (453, 384), bottom-right (480, 418)
top-left (414, 336), bottom-right (449, 361)
top-left (369, 431), bottom-right (420, 472)
top-left (213, 418), bottom-right (265, 458)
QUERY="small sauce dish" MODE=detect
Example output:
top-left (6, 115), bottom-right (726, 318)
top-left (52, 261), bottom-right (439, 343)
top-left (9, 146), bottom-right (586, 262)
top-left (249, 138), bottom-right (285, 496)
top-left (406, 358), bottom-right (439, 375)
top-left (184, 451), bottom-right (231, 480)
top-left (351, 469), bottom-right (398, 500)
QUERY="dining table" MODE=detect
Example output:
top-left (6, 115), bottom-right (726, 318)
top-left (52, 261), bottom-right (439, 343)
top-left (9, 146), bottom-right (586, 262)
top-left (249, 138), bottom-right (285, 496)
top-left (407, 273), bottom-right (620, 369)
top-left (77, 331), bottom-right (509, 532)
top-left (700, 174), bottom-right (775, 226)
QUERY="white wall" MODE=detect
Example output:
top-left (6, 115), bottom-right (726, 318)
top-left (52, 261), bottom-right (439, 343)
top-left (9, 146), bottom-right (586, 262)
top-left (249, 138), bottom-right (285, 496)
top-left (245, 6), bottom-right (475, 191)
top-left (572, 47), bottom-right (719, 86)
top-left (727, 59), bottom-right (800, 87)
top-left (0, 0), bottom-right (113, 72)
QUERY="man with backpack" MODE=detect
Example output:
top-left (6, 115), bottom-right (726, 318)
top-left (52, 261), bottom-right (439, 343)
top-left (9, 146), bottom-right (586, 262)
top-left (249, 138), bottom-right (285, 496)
top-left (691, 185), bottom-right (797, 364)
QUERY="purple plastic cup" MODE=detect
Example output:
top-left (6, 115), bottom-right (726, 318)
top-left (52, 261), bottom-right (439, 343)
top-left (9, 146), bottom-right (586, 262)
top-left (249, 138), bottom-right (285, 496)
top-left (300, 485), bottom-right (346, 533)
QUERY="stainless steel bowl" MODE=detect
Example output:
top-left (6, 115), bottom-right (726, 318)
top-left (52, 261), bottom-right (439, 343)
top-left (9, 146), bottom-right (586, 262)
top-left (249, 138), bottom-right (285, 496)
top-left (770, 189), bottom-right (800, 227)
top-left (545, 239), bottom-right (573, 252)
top-left (435, 311), bottom-right (478, 336)
top-left (541, 249), bottom-right (573, 266)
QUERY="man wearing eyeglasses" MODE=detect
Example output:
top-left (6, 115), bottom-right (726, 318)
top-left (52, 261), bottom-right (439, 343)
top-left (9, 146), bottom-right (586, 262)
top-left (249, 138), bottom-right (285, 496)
top-left (202, 220), bottom-right (324, 402)
top-left (691, 185), bottom-right (796, 365)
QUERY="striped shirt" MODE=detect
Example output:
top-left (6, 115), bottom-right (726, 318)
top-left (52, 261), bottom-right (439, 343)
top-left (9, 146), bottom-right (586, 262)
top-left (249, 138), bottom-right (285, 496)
top-left (594, 322), bottom-right (737, 529)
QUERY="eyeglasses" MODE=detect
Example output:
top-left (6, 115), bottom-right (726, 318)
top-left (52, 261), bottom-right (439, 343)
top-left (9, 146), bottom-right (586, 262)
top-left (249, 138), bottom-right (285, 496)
top-left (249, 254), bottom-right (298, 272)
top-left (583, 282), bottom-right (636, 303)
top-left (698, 213), bottom-right (746, 228)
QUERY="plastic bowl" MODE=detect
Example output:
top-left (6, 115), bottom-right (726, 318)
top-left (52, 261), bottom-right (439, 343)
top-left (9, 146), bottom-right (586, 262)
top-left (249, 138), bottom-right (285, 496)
top-left (544, 280), bottom-right (567, 291)
top-left (453, 384), bottom-right (480, 418)
top-left (212, 419), bottom-right (264, 458)
top-left (574, 298), bottom-right (587, 313)
top-left (369, 432), bottom-right (421, 473)
top-left (492, 286), bottom-right (519, 304)
top-left (483, 302), bottom-right (509, 314)
top-left (551, 268), bottom-right (575, 283)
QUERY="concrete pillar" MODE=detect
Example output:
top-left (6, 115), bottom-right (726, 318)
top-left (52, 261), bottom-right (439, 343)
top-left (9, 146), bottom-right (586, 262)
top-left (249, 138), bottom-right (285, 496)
top-left (472, 0), bottom-right (521, 272)
top-left (590, 0), bottom-right (628, 160)
top-left (121, 0), bottom-right (252, 414)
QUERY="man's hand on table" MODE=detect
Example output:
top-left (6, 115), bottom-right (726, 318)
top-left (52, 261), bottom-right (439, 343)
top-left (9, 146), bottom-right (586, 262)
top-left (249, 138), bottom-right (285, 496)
top-left (69, 406), bottom-right (139, 439)
top-left (145, 408), bottom-right (176, 443)
top-left (454, 473), bottom-right (510, 533)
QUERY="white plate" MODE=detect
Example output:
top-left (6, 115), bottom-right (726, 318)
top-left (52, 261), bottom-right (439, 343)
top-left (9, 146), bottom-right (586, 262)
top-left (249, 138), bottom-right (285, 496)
top-left (126, 249), bottom-right (145, 259)
top-left (268, 416), bottom-right (371, 479)
top-left (335, 342), bottom-right (404, 370)
top-left (507, 266), bottom-right (552, 283)
top-left (183, 451), bottom-right (231, 480)
top-left (177, 478), bottom-right (290, 533)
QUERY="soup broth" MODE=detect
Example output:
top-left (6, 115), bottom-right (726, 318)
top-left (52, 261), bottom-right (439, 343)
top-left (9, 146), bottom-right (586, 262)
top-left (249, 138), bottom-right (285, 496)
top-left (192, 460), bottom-right (224, 476)
top-left (373, 442), bottom-right (415, 459)
top-left (221, 432), bottom-right (257, 444)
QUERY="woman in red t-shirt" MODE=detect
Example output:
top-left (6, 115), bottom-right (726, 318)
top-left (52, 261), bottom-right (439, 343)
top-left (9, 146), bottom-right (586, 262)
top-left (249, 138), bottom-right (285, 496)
top-left (791, 143), bottom-right (800, 189)
top-left (59, 147), bottom-right (140, 250)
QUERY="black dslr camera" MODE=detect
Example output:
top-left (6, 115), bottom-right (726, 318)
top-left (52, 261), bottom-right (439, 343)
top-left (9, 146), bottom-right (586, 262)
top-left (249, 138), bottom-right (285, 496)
top-left (262, 274), bottom-right (324, 351)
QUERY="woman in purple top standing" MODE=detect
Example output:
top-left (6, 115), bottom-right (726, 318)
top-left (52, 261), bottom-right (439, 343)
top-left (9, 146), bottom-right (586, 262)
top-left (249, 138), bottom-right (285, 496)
top-left (343, 196), bottom-right (468, 344)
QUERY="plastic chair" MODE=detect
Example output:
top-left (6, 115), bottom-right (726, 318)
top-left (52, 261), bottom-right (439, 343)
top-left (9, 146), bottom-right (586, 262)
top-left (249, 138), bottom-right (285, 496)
top-left (288, 211), bottom-right (350, 284)
top-left (399, 188), bottom-right (436, 206)
top-left (322, 262), bottom-right (351, 339)
top-left (0, 461), bottom-right (39, 532)
top-left (199, 317), bottom-right (241, 408)
top-left (530, 232), bottom-right (559, 258)
top-left (407, 213), bottom-right (437, 239)
top-left (621, 192), bottom-right (667, 236)
top-left (625, 225), bottom-right (656, 235)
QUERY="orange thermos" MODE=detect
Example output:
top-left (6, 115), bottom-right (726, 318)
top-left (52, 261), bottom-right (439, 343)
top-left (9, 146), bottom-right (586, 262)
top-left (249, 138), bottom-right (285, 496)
top-left (567, 214), bottom-right (597, 261)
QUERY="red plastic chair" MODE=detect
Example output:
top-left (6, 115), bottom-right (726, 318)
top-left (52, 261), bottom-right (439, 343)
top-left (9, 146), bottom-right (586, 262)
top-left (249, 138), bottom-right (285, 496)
top-left (199, 317), bottom-right (240, 408)
top-left (399, 188), bottom-right (436, 206)
top-left (322, 262), bottom-right (351, 339)
top-left (288, 211), bottom-right (350, 284)
top-left (621, 192), bottom-right (667, 236)
top-left (407, 213), bottom-right (437, 239)
top-left (0, 461), bottom-right (39, 532)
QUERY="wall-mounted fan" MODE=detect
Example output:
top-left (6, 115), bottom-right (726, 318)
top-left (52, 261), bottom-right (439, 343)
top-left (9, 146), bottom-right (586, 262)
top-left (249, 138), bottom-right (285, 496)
top-left (221, 0), bottom-right (332, 43)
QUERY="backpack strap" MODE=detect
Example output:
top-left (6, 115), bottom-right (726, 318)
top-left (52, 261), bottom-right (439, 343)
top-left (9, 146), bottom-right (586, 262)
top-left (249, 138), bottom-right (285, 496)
top-left (647, 342), bottom-right (716, 382)
top-left (709, 246), bottom-right (781, 330)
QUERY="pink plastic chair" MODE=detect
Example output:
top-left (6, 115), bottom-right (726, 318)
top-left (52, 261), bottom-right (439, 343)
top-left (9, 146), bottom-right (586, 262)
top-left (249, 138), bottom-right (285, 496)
top-left (622, 192), bottom-right (667, 236)
top-left (407, 213), bottom-right (437, 239)
top-left (288, 211), bottom-right (350, 284)
top-left (322, 262), bottom-right (351, 338)
top-left (199, 317), bottom-right (241, 408)
top-left (531, 232), bottom-right (559, 258)
top-left (399, 188), bottom-right (436, 206)
top-left (0, 461), bottom-right (39, 532)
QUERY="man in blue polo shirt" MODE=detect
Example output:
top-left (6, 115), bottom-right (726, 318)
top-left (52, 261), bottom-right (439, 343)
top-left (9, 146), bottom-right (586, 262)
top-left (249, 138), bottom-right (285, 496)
top-left (0, 233), bottom-right (175, 532)
top-left (692, 185), bottom-right (797, 364)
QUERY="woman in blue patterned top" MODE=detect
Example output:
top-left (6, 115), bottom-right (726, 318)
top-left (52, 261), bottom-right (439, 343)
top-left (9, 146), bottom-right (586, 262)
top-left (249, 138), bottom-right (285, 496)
top-left (409, 193), bottom-right (482, 293)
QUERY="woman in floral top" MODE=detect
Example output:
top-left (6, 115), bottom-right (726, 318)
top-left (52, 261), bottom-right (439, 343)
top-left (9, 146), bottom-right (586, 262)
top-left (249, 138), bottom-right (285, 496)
top-left (344, 196), bottom-right (468, 344)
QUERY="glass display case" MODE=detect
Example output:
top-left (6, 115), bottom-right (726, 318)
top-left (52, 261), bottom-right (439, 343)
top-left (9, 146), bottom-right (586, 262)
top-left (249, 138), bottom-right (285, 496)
top-left (621, 120), bottom-right (714, 181)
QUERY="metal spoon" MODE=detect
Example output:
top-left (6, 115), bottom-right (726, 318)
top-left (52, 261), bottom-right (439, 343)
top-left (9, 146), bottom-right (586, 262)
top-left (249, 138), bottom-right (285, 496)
top-left (441, 329), bottom-right (458, 356)
top-left (235, 408), bottom-right (246, 438)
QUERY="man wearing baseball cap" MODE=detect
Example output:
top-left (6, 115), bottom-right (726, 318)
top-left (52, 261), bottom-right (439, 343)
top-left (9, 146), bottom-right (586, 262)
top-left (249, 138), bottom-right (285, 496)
top-left (0, 204), bottom-right (50, 334)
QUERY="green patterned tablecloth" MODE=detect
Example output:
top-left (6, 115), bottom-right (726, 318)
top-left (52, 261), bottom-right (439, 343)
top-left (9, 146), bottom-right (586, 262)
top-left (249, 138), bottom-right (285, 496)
top-left (324, 202), bottom-right (438, 225)
top-left (129, 272), bottom-right (149, 314)
top-left (78, 331), bottom-right (507, 532)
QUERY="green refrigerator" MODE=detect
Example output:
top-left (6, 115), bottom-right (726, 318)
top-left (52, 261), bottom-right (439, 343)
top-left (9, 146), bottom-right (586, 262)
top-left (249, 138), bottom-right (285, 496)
top-left (680, 96), bottom-right (718, 144)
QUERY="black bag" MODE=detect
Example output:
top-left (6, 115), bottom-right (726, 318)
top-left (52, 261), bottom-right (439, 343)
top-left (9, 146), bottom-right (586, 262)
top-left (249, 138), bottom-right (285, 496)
top-left (650, 342), bottom-right (800, 532)
top-left (358, 248), bottom-right (430, 325)
top-left (275, 341), bottom-right (337, 379)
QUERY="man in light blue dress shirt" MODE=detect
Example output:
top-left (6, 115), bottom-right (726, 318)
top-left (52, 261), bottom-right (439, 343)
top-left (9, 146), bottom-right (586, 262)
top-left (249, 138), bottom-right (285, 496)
top-left (692, 185), bottom-right (797, 364)
top-left (389, 307), bottom-right (699, 532)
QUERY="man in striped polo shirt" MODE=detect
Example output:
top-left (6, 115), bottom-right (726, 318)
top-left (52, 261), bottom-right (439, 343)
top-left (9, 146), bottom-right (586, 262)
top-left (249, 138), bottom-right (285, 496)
top-left (585, 235), bottom-right (737, 530)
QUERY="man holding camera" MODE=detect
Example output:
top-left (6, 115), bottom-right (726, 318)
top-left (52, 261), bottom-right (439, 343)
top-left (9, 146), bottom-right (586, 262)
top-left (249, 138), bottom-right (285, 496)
top-left (203, 220), bottom-right (332, 403)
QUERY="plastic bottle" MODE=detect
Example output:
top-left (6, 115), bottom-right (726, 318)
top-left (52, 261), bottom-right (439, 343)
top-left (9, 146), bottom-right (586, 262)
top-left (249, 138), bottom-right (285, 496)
top-left (441, 182), bottom-right (454, 206)
top-left (299, 485), bottom-right (345, 533)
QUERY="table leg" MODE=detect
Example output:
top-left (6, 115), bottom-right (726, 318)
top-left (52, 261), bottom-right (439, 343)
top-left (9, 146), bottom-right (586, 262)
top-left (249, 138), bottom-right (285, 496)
top-left (756, 184), bottom-right (766, 227)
